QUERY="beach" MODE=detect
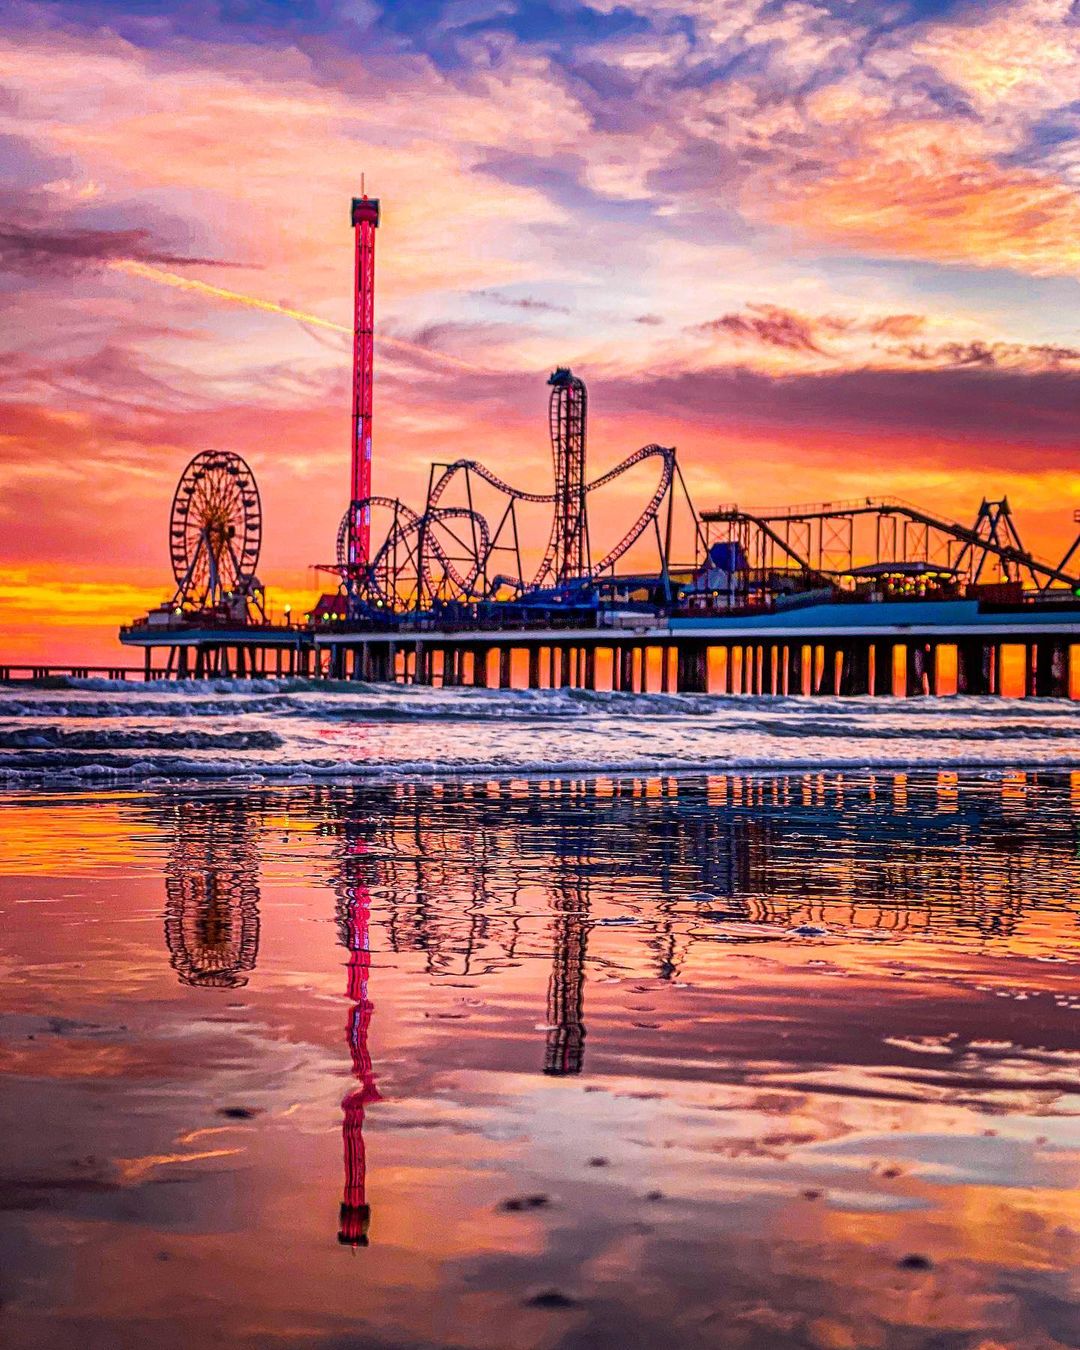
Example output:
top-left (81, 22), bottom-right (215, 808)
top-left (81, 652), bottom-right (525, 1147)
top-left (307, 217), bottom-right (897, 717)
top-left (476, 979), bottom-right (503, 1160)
top-left (1, 691), bottom-right (1078, 1348)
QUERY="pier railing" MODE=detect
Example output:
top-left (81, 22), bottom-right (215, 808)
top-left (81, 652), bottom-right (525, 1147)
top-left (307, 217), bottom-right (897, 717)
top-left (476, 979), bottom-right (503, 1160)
top-left (0, 665), bottom-right (166, 683)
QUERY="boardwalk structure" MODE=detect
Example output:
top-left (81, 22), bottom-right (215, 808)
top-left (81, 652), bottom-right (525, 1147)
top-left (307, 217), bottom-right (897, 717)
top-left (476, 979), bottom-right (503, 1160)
top-left (105, 595), bottom-right (1080, 697)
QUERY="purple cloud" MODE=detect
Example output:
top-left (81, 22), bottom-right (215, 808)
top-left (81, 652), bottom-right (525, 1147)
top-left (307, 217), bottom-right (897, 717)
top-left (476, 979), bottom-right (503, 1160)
top-left (0, 222), bottom-right (239, 275)
top-left (693, 305), bottom-right (825, 354)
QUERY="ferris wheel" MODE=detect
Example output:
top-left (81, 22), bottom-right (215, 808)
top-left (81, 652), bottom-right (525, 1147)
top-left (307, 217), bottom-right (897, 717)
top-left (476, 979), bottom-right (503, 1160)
top-left (170, 450), bottom-right (262, 612)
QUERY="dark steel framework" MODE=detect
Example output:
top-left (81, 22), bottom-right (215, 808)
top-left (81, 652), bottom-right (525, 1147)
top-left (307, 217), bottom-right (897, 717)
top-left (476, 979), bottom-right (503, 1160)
top-left (421, 436), bottom-right (690, 593)
top-left (544, 367), bottom-right (590, 587)
top-left (1058, 509), bottom-right (1080, 579)
top-left (330, 368), bottom-right (703, 617)
top-left (702, 496), bottom-right (1080, 601)
top-left (336, 496), bottom-right (491, 612)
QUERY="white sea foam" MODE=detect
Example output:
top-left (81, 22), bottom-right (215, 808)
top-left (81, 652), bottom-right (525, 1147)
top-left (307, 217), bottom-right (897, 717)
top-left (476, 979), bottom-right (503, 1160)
top-left (0, 682), bottom-right (1077, 785)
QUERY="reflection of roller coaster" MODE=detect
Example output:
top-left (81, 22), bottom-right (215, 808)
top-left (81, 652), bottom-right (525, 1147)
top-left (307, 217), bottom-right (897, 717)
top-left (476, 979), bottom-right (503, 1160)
top-left (309, 774), bottom-right (1063, 966)
top-left (332, 368), bottom-right (701, 618)
top-left (544, 822), bottom-right (591, 1078)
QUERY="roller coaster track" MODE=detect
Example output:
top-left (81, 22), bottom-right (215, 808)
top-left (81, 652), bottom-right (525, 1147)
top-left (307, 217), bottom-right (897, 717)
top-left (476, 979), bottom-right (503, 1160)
top-left (426, 443), bottom-right (676, 588)
top-left (703, 497), bottom-right (1080, 590)
top-left (333, 367), bottom-right (690, 614)
top-left (338, 495), bottom-right (420, 563)
top-left (337, 496), bottom-right (491, 606)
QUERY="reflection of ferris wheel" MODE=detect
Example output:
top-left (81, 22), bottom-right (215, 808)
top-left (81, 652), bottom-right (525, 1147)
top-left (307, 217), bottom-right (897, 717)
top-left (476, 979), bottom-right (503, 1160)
top-left (163, 798), bottom-right (261, 989)
top-left (165, 868), bottom-right (261, 988)
top-left (170, 450), bottom-right (262, 611)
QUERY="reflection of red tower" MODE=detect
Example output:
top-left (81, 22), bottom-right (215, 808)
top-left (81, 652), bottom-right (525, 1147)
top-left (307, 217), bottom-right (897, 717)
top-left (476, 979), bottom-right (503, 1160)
top-left (337, 840), bottom-right (381, 1247)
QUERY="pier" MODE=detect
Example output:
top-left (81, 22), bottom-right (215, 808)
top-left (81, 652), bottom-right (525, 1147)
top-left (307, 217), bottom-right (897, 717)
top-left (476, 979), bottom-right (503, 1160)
top-left (108, 596), bottom-right (1080, 697)
top-left (96, 194), bottom-right (1080, 704)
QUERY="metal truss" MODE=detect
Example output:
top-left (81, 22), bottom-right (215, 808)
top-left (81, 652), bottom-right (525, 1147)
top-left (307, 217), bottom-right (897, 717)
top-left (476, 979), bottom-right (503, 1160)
top-left (702, 496), bottom-right (1080, 595)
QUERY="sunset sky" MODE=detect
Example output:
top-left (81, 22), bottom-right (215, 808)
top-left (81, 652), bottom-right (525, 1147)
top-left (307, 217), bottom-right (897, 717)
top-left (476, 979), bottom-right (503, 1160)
top-left (1, 0), bottom-right (1078, 663)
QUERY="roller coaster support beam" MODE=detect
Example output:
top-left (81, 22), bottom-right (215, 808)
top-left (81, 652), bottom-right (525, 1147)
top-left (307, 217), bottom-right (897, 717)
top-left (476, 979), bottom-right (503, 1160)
top-left (704, 499), bottom-right (1080, 591)
top-left (1058, 512), bottom-right (1080, 579)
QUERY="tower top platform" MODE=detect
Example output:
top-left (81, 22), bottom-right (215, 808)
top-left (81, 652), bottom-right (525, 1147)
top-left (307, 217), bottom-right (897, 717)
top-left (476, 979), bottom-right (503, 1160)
top-left (351, 196), bottom-right (380, 227)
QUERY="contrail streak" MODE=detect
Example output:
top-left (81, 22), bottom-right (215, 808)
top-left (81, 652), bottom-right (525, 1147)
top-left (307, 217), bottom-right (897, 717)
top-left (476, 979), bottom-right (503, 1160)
top-left (109, 259), bottom-right (351, 332)
top-left (109, 259), bottom-right (489, 374)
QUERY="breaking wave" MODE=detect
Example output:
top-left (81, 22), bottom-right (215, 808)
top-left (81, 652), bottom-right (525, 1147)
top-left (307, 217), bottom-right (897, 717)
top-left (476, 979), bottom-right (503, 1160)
top-left (0, 728), bottom-right (281, 751)
top-left (0, 680), bottom-right (1077, 787)
top-left (2, 679), bottom-right (1079, 722)
top-left (4, 751), bottom-right (1080, 789)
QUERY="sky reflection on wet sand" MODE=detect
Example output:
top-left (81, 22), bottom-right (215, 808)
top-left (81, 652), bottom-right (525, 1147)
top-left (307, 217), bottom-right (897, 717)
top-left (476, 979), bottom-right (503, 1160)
top-left (1, 772), bottom-right (1078, 1350)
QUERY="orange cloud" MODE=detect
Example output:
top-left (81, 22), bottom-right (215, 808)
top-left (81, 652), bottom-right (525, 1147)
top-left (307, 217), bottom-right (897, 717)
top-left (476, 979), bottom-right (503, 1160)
top-left (768, 120), bottom-right (1080, 277)
top-left (912, 0), bottom-right (1080, 116)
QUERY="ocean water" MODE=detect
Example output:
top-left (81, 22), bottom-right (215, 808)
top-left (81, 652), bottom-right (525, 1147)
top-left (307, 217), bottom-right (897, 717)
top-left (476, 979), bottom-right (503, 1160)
top-left (1, 688), bottom-right (1079, 1348)
top-left (1, 680), bottom-right (1080, 783)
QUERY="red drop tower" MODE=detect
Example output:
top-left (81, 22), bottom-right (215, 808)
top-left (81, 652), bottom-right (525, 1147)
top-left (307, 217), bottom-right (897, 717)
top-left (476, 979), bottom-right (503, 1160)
top-left (348, 193), bottom-right (380, 570)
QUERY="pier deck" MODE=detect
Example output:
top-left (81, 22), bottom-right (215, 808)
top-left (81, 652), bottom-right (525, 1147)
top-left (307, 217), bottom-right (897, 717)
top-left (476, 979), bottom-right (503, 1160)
top-left (100, 598), bottom-right (1080, 697)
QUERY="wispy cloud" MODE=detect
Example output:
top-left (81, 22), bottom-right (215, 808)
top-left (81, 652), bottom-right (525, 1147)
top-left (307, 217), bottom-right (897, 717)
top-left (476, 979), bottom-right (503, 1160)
top-left (899, 339), bottom-right (1080, 370)
top-left (692, 305), bottom-right (825, 355)
top-left (473, 290), bottom-right (571, 314)
top-left (0, 222), bottom-right (239, 275)
top-left (688, 303), bottom-right (1077, 374)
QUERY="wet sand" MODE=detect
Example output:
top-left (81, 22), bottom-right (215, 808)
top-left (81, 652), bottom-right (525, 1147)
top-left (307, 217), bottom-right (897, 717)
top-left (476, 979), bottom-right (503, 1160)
top-left (1, 771), bottom-right (1078, 1349)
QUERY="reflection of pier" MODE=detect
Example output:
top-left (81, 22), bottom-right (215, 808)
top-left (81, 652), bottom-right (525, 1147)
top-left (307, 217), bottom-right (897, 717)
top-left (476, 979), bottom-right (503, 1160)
top-left (335, 821), bottom-right (381, 1247)
top-left (163, 798), bottom-right (260, 988)
top-left (304, 774), bottom-right (1079, 1069)
top-left (154, 775), bottom-right (1079, 1139)
top-left (152, 775), bottom-right (1073, 1014)
top-left (391, 776), bottom-right (1064, 949)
